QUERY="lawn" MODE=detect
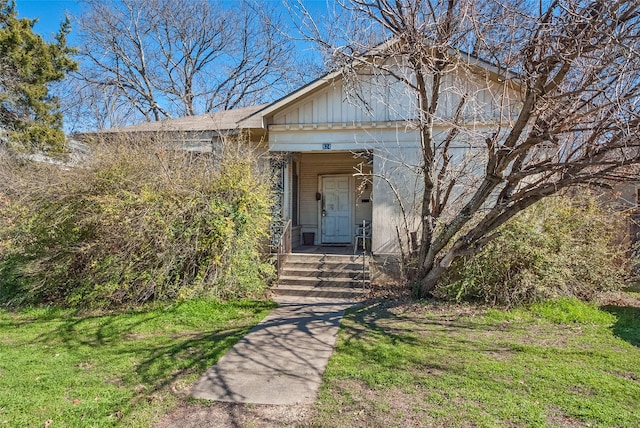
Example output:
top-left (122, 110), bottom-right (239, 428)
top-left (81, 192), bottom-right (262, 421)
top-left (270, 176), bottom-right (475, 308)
top-left (0, 299), bottom-right (275, 427)
top-left (3, 295), bottom-right (639, 428)
top-left (314, 295), bottom-right (640, 427)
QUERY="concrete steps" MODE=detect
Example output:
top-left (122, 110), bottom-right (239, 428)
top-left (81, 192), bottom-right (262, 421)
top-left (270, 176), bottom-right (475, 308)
top-left (275, 253), bottom-right (369, 300)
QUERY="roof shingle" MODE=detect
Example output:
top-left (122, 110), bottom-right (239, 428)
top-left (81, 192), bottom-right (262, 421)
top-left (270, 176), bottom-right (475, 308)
top-left (99, 104), bottom-right (267, 133)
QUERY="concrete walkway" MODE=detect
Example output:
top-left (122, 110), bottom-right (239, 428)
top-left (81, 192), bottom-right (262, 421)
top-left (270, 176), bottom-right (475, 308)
top-left (190, 296), bottom-right (356, 405)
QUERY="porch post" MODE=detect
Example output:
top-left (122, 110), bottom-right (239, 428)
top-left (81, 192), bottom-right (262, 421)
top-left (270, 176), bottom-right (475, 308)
top-left (269, 152), bottom-right (288, 249)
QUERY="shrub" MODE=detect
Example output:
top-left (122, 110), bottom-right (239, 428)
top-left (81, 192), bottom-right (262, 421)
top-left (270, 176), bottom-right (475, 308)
top-left (435, 193), bottom-right (630, 307)
top-left (0, 136), bottom-right (274, 308)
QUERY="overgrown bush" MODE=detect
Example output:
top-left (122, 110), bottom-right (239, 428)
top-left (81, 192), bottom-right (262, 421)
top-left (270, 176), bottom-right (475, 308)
top-left (0, 136), bottom-right (274, 307)
top-left (435, 194), bottom-right (630, 307)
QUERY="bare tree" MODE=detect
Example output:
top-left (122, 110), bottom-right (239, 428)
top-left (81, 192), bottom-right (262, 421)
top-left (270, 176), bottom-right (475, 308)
top-left (73, 0), bottom-right (299, 127)
top-left (292, 0), bottom-right (640, 296)
top-left (57, 78), bottom-right (138, 133)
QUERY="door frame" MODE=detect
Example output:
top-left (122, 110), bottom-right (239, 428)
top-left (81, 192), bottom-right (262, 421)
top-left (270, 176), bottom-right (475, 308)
top-left (318, 174), bottom-right (353, 244)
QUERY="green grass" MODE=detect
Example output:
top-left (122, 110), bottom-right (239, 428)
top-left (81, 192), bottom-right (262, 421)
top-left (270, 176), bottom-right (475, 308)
top-left (0, 299), bottom-right (275, 427)
top-left (315, 297), bottom-right (640, 427)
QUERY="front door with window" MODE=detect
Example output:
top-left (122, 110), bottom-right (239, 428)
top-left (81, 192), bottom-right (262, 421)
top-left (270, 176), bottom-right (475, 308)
top-left (321, 176), bottom-right (351, 243)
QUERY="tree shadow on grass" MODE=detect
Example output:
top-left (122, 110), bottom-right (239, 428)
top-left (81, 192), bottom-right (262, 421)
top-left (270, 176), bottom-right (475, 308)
top-left (334, 299), bottom-right (521, 375)
top-left (601, 305), bottom-right (640, 348)
top-left (21, 300), bottom-right (274, 424)
top-left (343, 298), bottom-right (513, 340)
top-left (323, 300), bottom-right (640, 428)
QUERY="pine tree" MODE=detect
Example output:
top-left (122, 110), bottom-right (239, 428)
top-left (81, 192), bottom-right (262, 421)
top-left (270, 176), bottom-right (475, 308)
top-left (0, 0), bottom-right (76, 153)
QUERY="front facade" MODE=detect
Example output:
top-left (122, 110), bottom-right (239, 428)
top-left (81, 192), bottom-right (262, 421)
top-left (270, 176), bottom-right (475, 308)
top-left (243, 57), bottom-right (519, 256)
top-left (89, 49), bottom-right (518, 257)
top-left (258, 82), bottom-right (420, 255)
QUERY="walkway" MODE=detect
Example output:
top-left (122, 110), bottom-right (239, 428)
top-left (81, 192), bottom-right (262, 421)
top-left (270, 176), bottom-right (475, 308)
top-left (190, 295), bottom-right (357, 405)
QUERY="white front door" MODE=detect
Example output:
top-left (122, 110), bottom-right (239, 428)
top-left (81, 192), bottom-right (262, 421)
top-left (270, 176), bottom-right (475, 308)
top-left (321, 176), bottom-right (351, 243)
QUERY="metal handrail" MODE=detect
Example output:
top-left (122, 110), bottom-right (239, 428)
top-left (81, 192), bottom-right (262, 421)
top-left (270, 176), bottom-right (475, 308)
top-left (275, 219), bottom-right (292, 279)
top-left (359, 219), bottom-right (369, 290)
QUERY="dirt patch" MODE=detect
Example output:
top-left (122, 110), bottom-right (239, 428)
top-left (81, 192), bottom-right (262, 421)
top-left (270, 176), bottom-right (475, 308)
top-left (507, 323), bottom-right (580, 348)
top-left (368, 278), bottom-right (411, 301)
top-left (316, 379), bottom-right (479, 428)
top-left (153, 401), bottom-right (314, 428)
top-left (316, 379), bottom-right (426, 427)
top-left (609, 370), bottom-right (639, 382)
top-left (545, 406), bottom-right (587, 427)
top-left (484, 348), bottom-right (516, 361)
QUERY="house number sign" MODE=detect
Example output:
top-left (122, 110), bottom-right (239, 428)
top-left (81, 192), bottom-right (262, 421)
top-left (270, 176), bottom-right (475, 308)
top-left (322, 143), bottom-right (331, 150)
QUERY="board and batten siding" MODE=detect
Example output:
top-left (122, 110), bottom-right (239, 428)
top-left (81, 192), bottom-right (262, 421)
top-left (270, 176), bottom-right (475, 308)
top-left (272, 78), bottom-right (414, 126)
top-left (270, 67), bottom-right (520, 129)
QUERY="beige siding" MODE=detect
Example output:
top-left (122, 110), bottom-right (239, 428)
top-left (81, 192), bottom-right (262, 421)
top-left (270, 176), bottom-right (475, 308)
top-left (272, 77), bottom-right (418, 126)
top-left (372, 146), bottom-right (423, 254)
top-left (297, 152), bottom-right (372, 244)
top-left (614, 182), bottom-right (637, 208)
top-left (271, 66), bottom-right (520, 129)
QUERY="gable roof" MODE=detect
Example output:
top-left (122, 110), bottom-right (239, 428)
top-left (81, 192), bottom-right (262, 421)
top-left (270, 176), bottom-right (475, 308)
top-left (96, 104), bottom-right (268, 134)
top-left (244, 38), bottom-right (520, 127)
top-left (241, 71), bottom-right (341, 128)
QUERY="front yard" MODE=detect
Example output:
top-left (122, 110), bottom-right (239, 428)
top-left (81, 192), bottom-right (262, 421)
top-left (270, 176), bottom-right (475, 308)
top-left (315, 294), bottom-right (640, 427)
top-left (0, 300), bottom-right (275, 427)
top-left (1, 294), bottom-right (639, 427)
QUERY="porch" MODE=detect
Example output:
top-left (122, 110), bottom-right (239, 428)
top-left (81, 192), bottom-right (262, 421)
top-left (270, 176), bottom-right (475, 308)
top-left (280, 151), bottom-right (373, 250)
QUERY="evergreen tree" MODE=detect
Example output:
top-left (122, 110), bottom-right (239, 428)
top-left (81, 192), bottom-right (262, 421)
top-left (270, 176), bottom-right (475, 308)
top-left (0, 0), bottom-right (76, 153)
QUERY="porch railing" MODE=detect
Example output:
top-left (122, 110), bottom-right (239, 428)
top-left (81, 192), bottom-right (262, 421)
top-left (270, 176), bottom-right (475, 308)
top-left (274, 218), bottom-right (292, 279)
top-left (358, 219), bottom-right (370, 291)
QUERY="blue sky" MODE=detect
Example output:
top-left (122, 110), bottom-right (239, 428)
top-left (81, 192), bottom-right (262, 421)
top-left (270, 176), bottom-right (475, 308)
top-left (15, 0), bottom-right (82, 41)
top-left (11, 0), bottom-right (333, 131)
top-left (14, 0), bottom-right (333, 44)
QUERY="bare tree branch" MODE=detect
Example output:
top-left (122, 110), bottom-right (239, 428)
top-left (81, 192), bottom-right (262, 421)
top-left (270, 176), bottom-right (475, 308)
top-left (294, 0), bottom-right (640, 296)
top-left (71, 0), bottom-right (301, 129)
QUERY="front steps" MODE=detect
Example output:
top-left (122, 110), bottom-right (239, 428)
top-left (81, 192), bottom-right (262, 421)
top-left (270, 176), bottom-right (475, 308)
top-left (275, 253), bottom-right (370, 300)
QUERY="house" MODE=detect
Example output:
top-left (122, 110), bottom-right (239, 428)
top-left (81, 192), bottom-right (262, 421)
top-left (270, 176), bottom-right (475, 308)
top-left (85, 45), bottom-right (521, 265)
top-left (242, 48), bottom-right (519, 262)
top-left (86, 104), bottom-right (268, 153)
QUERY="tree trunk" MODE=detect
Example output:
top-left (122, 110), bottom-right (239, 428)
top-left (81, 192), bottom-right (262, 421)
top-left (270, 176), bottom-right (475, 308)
top-left (417, 263), bottom-right (448, 298)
